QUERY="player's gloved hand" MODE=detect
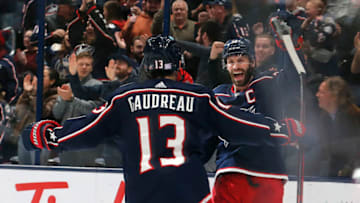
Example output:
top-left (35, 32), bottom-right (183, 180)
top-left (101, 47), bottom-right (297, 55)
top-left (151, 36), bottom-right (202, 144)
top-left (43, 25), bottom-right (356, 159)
top-left (266, 117), bottom-right (306, 144)
top-left (21, 120), bottom-right (61, 151)
top-left (283, 118), bottom-right (306, 139)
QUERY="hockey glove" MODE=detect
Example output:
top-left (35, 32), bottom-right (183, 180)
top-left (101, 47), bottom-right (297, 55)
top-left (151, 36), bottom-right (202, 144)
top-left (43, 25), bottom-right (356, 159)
top-left (283, 118), bottom-right (306, 144)
top-left (22, 120), bottom-right (61, 151)
top-left (267, 117), bottom-right (306, 144)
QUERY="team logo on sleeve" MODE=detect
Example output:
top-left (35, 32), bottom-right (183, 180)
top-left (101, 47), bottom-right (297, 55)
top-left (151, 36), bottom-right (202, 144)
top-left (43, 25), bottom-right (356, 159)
top-left (273, 122), bottom-right (282, 132)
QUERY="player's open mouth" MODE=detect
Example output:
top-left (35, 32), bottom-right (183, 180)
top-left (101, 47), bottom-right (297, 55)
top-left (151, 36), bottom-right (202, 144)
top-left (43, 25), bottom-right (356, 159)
top-left (233, 72), bottom-right (244, 80)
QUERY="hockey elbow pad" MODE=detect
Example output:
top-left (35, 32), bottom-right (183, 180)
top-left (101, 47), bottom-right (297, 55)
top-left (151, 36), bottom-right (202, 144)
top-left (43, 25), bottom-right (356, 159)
top-left (22, 120), bottom-right (61, 151)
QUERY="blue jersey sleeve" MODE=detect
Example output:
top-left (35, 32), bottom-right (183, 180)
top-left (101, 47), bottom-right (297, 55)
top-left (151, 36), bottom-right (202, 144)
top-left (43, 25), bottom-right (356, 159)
top-left (50, 97), bottom-right (121, 151)
top-left (207, 91), bottom-right (289, 146)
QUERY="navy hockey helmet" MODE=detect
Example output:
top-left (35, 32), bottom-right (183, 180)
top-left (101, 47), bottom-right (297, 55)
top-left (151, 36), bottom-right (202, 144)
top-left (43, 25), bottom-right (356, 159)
top-left (223, 38), bottom-right (252, 60)
top-left (141, 35), bottom-right (182, 73)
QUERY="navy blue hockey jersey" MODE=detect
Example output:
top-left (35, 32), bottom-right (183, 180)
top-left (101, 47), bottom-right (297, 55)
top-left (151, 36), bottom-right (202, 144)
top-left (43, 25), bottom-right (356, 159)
top-left (213, 72), bottom-right (290, 180)
top-left (33, 79), bottom-right (283, 203)
top-left (214, 71), bottom-right (284, 119)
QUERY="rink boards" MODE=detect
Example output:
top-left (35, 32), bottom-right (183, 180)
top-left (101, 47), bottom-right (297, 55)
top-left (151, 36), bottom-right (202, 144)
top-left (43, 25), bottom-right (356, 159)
top-left (0, 165), bottom-right (359, 203)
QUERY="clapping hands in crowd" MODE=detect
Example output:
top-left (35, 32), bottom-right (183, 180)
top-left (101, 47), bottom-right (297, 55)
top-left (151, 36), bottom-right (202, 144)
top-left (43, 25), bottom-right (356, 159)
top-left (57, 84), bottom-right (74, 101)
top-left (23, 74), bottom-right (37, 93)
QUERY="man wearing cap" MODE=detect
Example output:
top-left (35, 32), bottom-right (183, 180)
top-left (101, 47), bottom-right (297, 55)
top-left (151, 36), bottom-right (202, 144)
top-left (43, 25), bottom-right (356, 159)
top-left (65, 50), bottom-right (138, 101)
top-left (206, 0), bottom-right (251, 41)
top-left (105, 51), bottom-right (138, 83)
top-left (53, 43), bottom-right (102, 125)
top-left (52, 43), bottom-right (103, 166)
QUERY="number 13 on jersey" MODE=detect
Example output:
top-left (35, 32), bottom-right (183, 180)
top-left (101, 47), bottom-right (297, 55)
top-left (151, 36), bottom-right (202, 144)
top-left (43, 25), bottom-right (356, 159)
top-left (136, 115), bottom-right (186, 174)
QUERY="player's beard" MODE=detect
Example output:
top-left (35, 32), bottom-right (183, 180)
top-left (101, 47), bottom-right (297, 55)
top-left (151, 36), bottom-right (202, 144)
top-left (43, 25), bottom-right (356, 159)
top-left (232, 67), bottom-right (253, 88)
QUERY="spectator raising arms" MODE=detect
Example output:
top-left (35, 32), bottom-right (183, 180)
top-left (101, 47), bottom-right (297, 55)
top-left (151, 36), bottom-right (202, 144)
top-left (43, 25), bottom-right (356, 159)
top-left (52, 44), bottom-right (104, 166)
top-left (105, 51), bottom-right (137, 83)
top-left (68, 0), bottom-right (117, 79)
top-left (121, 0), bottom-right (162, 48)
top-left (301, 0), bottom-right (340, 76)
top-left (176, 21), bottom-right (223, 88)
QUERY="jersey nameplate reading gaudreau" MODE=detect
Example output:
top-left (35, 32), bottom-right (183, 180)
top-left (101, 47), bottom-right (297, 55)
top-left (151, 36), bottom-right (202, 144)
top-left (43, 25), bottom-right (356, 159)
top-left (127, 93), bottom-right (195, 113)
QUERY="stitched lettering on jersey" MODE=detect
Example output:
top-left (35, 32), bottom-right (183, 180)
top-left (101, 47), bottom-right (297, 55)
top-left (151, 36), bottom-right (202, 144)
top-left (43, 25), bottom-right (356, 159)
top-left (245, 89), bottom-right (256, 104)
top-left (128, 94), bottom-right (194, 113)
top-left (240, 105), bottom-right (256, 114)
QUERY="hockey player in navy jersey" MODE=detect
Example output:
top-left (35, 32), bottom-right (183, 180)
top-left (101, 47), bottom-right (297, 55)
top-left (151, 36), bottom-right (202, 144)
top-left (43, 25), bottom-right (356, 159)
top-left (21, 35), bottom-right (302, 203)
top-left (208, 38), bottom-right (305, 203)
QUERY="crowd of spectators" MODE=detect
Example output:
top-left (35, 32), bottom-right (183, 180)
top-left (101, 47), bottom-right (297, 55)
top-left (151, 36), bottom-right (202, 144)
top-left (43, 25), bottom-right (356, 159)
top-left (0, 0), bottom-right (360, 178)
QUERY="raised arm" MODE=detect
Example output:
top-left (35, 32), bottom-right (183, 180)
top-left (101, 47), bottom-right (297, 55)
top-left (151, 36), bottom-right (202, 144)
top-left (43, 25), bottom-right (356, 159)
top-left (208, 41), bottom-right (231, 86)
top-left (21, 94), bottom-right (120, 151)
top-left (176, 40), bottom-right (211, 57)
